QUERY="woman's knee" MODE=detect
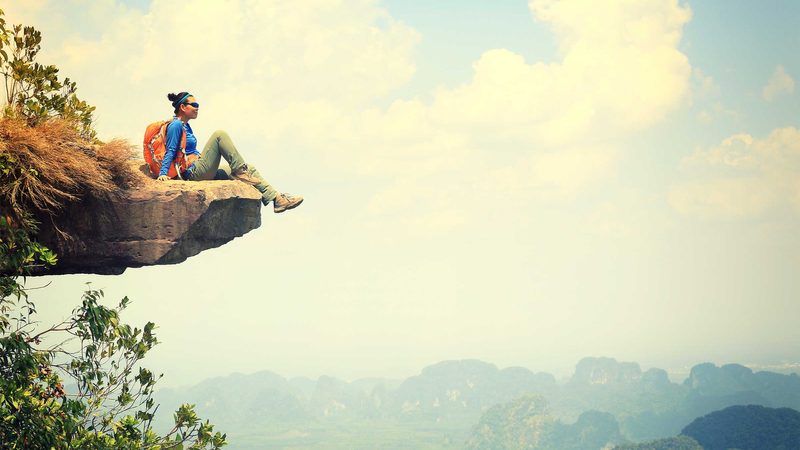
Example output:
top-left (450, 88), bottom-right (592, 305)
top-left (211, 130), bottom-right (230, 141)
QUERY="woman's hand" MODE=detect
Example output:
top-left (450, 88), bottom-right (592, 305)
top-left (157, 175), bottom-right (170, 181)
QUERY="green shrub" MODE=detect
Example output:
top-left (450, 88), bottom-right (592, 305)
top-left (0, 8), bottom-right (227, 449)
top-left (0, 7), bottom-right (95, 140)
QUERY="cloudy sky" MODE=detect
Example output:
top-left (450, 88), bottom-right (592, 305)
top-left (7, 0), bottom-right (799, 386)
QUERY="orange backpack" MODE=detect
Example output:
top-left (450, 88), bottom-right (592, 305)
top-left (142, 120), bottom-right (197, 179)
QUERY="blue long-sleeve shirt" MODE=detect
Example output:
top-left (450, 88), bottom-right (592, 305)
top-left (159, 118), bottom-right (201, 177)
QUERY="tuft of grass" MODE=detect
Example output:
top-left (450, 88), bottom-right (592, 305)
top-left (0, 116), bottom-right (138, 221)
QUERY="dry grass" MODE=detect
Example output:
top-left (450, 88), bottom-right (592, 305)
top-left (0, 116), bottom-right (138, 220)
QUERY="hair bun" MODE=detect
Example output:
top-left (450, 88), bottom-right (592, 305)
top-left (167, 93), bottom-right (179, 102)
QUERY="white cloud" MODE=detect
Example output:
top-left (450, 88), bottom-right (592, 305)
top-left (349, 0), bottom-right (692, 235)
top-left (670, 127), bottom-right (800, 219)
top-left (692, 68), bottom-right (719, 99)
top-left (423, 0), bottom-right (693, 145)
top-left (4, 0), bottom-right (420, 142)
top-left (762, 65), bottom-right (795, 101)
top-left (695, 102), bottom-right (740, 125)
top-left (356, 0), bottom-right (692, 234)
top-left (479, 144), bottom-right (619, 202)
top-left (5, 0), bottom-right (694, 238)
top-left (686, 68), bottom-right (730, 124)
top-left (584, 189), bottom-right (674, 239)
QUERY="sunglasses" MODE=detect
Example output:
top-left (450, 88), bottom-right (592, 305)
top-left (184, 102), bottom-right (200, 108)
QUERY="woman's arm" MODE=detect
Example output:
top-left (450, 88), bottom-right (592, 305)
top-left (158, 120), bottom-right (183, 179)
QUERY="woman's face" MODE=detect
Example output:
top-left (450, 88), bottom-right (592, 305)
top-left (179, 95), bottom-right (199, 120)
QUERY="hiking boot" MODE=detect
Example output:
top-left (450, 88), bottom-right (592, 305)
top-left (231, 165), bottom-right (261, 185)
top-left (273, 193), bottom-right (303, 213)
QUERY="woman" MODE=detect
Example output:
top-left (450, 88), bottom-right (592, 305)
top-left (157, 92), bottom-right (303, 213)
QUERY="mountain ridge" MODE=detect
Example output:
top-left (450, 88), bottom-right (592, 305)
top-left (152, 356), bottom-right (800, 445)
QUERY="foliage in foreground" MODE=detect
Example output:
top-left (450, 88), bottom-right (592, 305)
top-left (0, 8), bottom-right (95, 139)
top-left (0, 281), bottom-right (226, 449)
top-left (0, 8), bottom-right (226, 449)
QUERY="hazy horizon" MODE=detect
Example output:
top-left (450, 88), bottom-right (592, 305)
top-left (152, 357), bottom-right (800, 392)
top-left (8, 0), bottom-right (799, 389)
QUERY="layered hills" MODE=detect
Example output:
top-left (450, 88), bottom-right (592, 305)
top-left (152, 357), bottom-right (800, 449)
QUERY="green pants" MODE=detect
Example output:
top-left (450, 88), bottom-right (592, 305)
top-left (188, 130), bottom-right (278, 203)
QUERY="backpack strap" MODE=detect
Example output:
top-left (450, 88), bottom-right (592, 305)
top-left (174, 125), bottom-right (189, 180)
top-left (180, 124), bottom-right (187, 153)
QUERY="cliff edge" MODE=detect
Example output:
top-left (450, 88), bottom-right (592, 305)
top-left (34, 162), bottom-right (262, 275)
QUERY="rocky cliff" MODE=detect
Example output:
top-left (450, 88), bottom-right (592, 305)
top-left (34, 162), bottom-right (262, 275)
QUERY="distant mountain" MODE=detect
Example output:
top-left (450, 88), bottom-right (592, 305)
top-left (288, 376), bottom-right (318, 400)
top-left (464, 395), bottom-right (625, 450)
top-left (154, 370), bottom-right (310, 432)
top-left (151, 357), bottom-right (800, 449)
top-left (389, 359), bottom-right (556, 419)
top-left (553, 357), bottom-right (800, 442)
top-left (307, 375), bottom-right (383, 419)
top-left (684, 363), bottom-right (800, 411)
top-left (682, 405), bottom-right (800, 450)
top-left (553, 357), bottom-right (687, 441)
top-left (570, 357), bottom-right (644, 385)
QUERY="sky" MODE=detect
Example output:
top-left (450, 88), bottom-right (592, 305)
top-left (5, 0), bottom-right (800, 387)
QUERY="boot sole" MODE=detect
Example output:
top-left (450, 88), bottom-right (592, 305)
top-left (274, 198), bottom-right (303, 213)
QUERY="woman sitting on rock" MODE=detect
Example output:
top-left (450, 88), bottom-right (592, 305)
top-left (157, 91), bottom-right (303, 213)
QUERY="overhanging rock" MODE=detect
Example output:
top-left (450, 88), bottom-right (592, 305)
top-left (35, 163), bottom-right (262, 275)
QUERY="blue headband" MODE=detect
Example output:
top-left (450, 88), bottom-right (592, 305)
top-left (173, 93), bottom-right (192, 109)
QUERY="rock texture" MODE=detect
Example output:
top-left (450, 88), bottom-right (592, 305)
top-left (34, 162), bottom-right (262, 275)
